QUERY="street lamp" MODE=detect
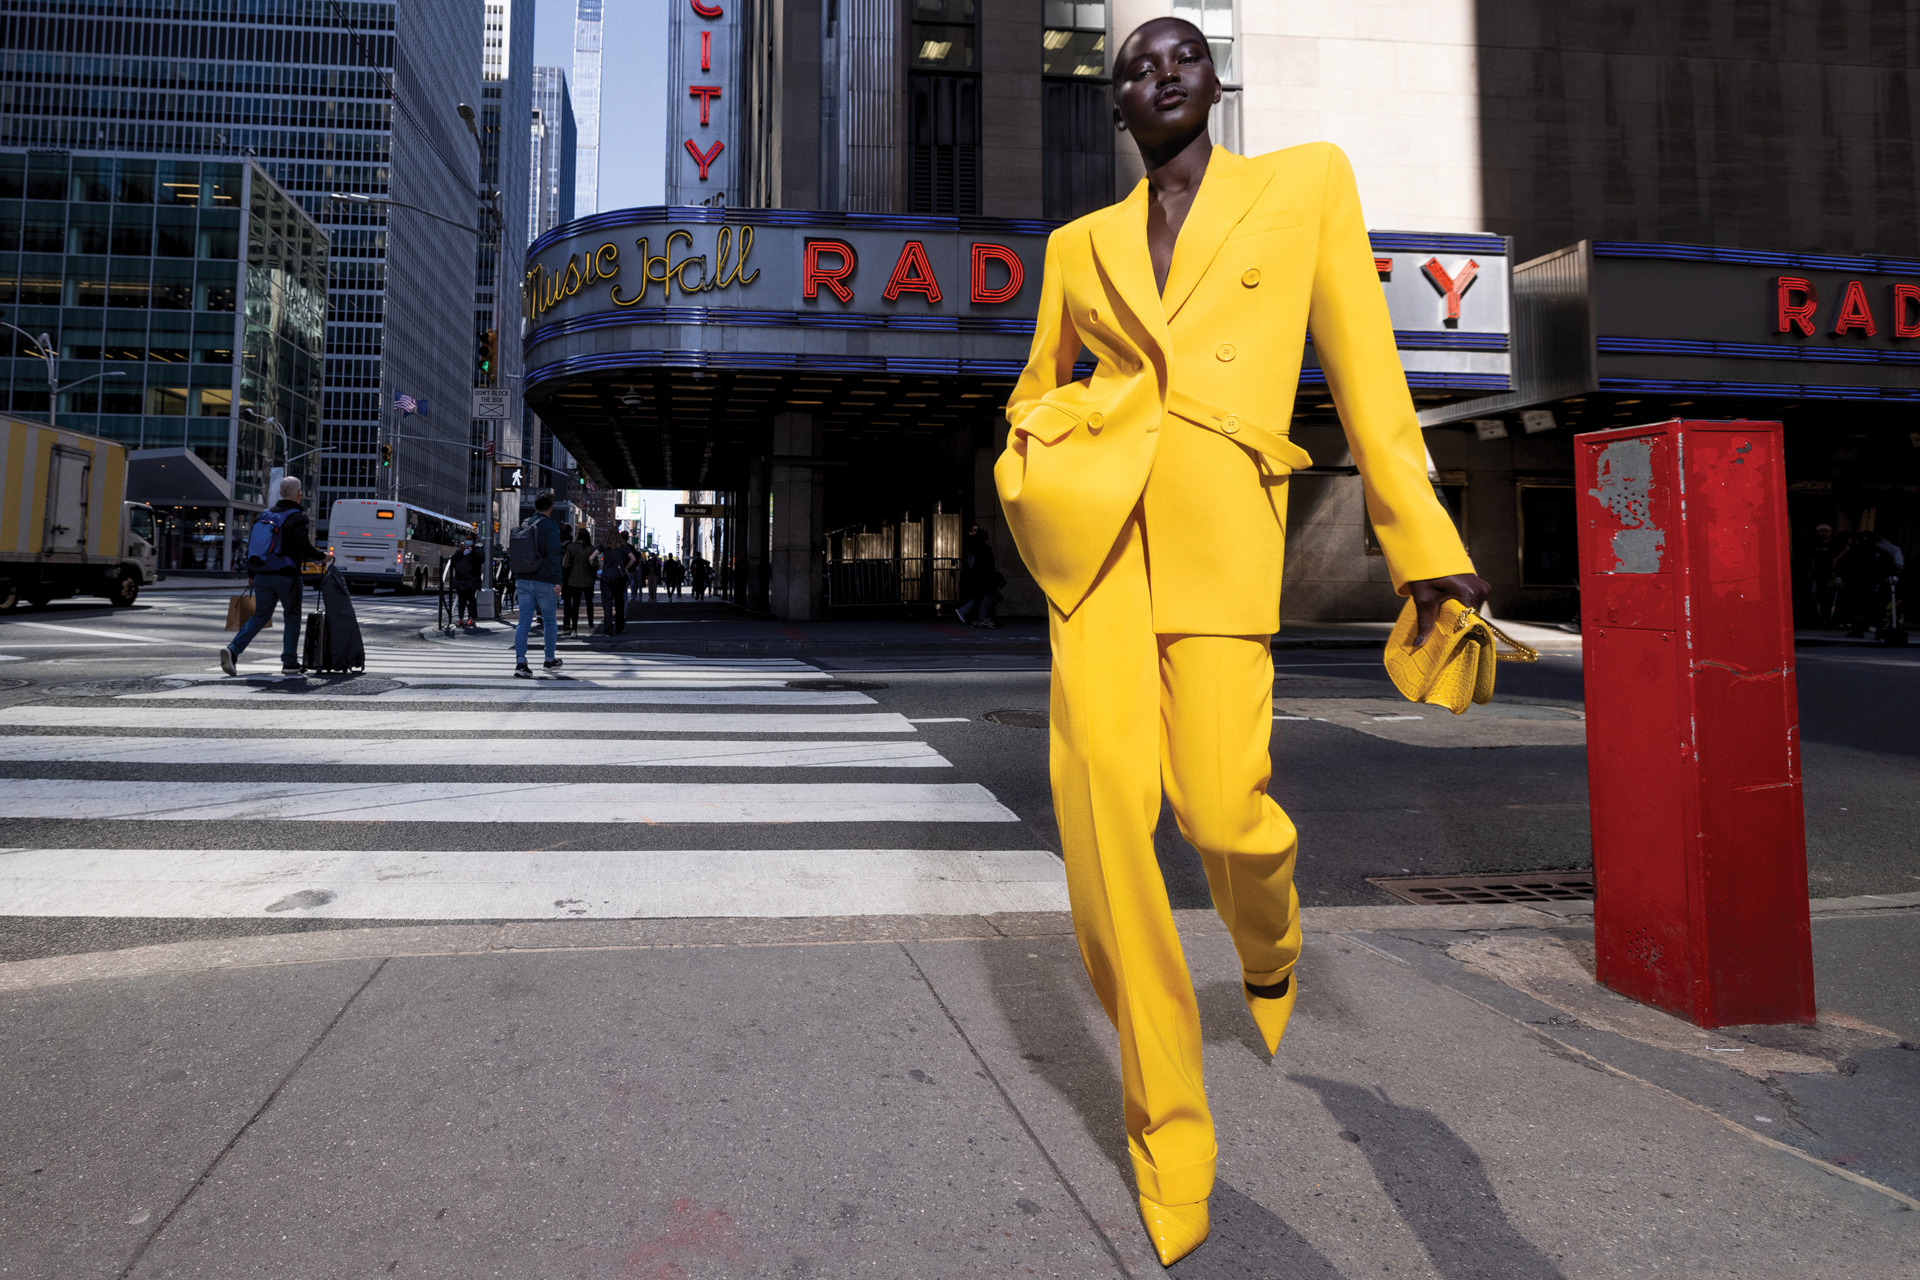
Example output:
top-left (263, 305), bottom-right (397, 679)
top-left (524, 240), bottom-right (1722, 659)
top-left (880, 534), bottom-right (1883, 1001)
top-left (324, 191), bottom-right (485, 236)
top-left (1, 319), bottom-right (126, 430)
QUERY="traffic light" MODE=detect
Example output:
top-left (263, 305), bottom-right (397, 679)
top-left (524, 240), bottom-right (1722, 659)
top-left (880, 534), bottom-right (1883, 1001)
top-left (381, 443), bottom-right (392, 467)
top-left (478, 329), bottom-right (497, 383)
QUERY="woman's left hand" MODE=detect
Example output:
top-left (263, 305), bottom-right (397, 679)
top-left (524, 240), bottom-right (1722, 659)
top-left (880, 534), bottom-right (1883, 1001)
top-left (1407, 573), bottom-right (1492, 646)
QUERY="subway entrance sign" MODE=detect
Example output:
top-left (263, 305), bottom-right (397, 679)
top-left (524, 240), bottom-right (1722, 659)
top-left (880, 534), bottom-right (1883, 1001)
top-left (675, 503), bottom-right (728, 517)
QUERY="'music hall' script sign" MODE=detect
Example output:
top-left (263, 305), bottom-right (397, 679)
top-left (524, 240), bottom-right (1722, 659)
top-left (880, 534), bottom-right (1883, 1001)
top-left (522, 214), bottom-right (1046, 332)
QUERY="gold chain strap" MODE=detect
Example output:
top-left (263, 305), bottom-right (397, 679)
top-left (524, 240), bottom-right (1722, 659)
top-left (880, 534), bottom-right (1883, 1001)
top-left (1465, 610), bottom-right (1541, 663)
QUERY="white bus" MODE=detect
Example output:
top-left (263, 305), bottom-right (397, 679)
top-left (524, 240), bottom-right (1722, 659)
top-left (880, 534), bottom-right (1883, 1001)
top-left (327, 499), bottom-right (475, 594)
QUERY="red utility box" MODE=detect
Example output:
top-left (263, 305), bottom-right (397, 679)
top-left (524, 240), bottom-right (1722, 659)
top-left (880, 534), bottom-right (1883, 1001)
top-left (1576, 419), bottom-right (1814, 1028)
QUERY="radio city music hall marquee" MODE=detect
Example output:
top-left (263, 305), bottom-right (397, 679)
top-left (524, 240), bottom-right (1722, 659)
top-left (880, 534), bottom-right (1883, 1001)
top-left (519, 211), bottom-right (1513, 390)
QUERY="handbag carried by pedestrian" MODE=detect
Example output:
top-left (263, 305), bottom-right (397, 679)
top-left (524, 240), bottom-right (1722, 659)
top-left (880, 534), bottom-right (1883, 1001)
top-left (1383, 597), bottom-right (1537, 713)
top-left (224, 593), bottom-right (256, 631)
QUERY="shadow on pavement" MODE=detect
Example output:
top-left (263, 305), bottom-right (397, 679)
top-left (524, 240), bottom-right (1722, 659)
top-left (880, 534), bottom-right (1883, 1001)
top-left (979, 935), bottom-right (1133, 1183)
top-left (1293, 1074), bottom-right (1567, 1280)
top-left (1168, 1182), bottom-right (1346, 1278)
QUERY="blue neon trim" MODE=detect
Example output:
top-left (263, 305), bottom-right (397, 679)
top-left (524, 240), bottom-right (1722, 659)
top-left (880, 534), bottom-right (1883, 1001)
top-left (1598, 335), bottom-right (1920, 367)
top-left (1596, 376), bottom-right (1920, 403)
top-left (1368, 232), bottom-right (1508, 256)
top-left (524, 309), bottom-right (1507, 353)
top-left (529, 206), bottom-right (1062, 258)
top-left (530, 208), bottom-right (1507, 262)
top-left (1592, 240), bottom-right (1920, 276)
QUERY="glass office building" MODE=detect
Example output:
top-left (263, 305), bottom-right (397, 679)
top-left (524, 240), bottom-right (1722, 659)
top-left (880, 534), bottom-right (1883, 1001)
top-left (0, 149), bottom-right (323, 572)
top-left (1, 0), bottom-right (485, 541)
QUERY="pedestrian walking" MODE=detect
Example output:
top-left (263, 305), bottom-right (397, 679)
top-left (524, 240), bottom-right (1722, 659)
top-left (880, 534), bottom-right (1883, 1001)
top-left (663, 555), bottom-right (685, 601)
top-left (994, 19), bottom-right (1488, 1265)
top-left (562, 529), bottom-right (596, 636)
top-left (595, 534), bottom-right (629, 634)
top-left (509, 490), bottom-right (565, 677)
top-left (221, 476), bottom-right (327, 677)
top-left (644, 553), bottom-right (662, 603)
top-left (1807, 523), bottom-right (1839, 625)
top-left (1837, 531), bottom-right (1901, 638)
top-left (690, 556), bottom-right (711, 601)
top-left (954, 524), bottom-right (1004, 628)
top-left (449, 537), bottom-right (485, 628)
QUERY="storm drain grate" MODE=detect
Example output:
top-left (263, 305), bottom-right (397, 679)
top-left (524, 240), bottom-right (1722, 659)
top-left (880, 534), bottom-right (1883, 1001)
top-left (1365, 871), bottom-right (1595, 906)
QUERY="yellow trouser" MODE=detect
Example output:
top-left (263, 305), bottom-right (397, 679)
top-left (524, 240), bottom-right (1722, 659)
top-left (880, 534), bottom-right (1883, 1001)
top-left (1048, 511), bottom-right (1302, 1207)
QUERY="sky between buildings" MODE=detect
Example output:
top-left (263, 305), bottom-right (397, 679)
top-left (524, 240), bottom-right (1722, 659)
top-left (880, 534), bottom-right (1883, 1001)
top-left (533, 0), bottom-right (669, 212)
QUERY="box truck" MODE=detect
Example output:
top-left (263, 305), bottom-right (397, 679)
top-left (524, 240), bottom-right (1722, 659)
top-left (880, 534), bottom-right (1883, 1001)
top-left (0, 413), bottom-right (159, 612)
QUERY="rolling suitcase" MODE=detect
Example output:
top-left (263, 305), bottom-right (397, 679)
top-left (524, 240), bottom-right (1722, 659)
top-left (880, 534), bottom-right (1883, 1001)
top-left (302, 611), bottom-right (330, 671)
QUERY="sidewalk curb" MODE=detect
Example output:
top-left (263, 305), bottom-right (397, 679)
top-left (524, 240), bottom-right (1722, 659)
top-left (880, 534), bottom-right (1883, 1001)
top-left (6, 893), bottom-right (1912, 994)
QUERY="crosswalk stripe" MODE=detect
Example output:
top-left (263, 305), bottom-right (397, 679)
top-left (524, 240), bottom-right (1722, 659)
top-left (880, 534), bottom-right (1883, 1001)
top-left (0, 781), bottom-right (1018, 823)
top-left (0, 848), bottom-right (1068, 918)
top-left (119, 685), bottom-right (874, 705)
top-left (0, 736), bottom-right (948, 767)
top-left (0, 707), bottom-right (912, 733)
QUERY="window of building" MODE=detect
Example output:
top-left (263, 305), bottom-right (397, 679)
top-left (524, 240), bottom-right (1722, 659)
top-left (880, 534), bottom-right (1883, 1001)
top-left (1042, 0), bottom-right (1114, 221)
top-left (1169, 0), bottom-right (1234, 81)
top-left (1042, 0), bottom-right (1106, 76)
top-left (909, 0), bottom-right (981, 214)
top-left (1517, 480), bottom-right (1578, 586)
top-left (911, 0), bottom-right (977, 70)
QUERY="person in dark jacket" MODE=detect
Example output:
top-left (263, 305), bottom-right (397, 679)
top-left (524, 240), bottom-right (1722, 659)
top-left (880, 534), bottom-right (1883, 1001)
top-left (222, 476), bottom-right (327, 676)
top-left (449, 539), bottom-right (485, 628)
top-left (513, 490), bottom-right (566, 676)
top-left (561, 529), bottom-right (596, 636)
top-left (954, 524), bottom-right (1003, 629)
top-left (690, 556), bottom-right (711, 601)
top-left (594, 533), bottom-right (629, 634)
top-left (663, 555), bottom-right (685, 601)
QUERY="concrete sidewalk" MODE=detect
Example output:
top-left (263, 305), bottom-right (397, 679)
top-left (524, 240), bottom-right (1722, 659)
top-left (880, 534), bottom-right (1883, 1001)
top-left (4, 899), bottom-right (1914, 1278)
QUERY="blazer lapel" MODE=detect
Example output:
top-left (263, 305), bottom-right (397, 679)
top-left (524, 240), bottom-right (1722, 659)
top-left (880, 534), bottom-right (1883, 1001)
top-left (1088, 181), bottom-right (1170, 364)
top-left (1160, 147), bottom-right (1274, 324)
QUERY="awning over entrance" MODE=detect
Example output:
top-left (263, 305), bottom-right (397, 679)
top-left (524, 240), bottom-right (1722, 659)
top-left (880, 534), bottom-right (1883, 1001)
top-left (127, 448), bottom-right (231, 506)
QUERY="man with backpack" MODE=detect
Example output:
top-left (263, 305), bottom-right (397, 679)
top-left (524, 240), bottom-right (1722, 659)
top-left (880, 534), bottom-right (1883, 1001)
top-left (221, 476), bottom-right (327, 676)
top-left (509, 490), bottom-right (566, 677)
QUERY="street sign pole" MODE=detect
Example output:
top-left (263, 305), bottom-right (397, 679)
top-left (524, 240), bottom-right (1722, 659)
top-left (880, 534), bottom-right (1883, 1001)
top-left (473, 389), bottom-right (512, 623)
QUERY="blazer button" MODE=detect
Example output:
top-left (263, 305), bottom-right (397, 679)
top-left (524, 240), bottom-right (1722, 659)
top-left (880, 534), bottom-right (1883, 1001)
top-left (1222, 415), bottom-right (1240, 435)
top-left (1216, 343), bottom-right (1236, 362)
top-left (1241, 268), bottom-right (1261, 287)
top-left (1089, 307), bottom-right (1101, 324)
top-left (1087, 411), bottom-right (1104, 429)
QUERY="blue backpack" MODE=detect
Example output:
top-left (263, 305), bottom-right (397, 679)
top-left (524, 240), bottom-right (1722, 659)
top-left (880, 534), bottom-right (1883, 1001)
top-left (246, 508), bottom-right (295, 572)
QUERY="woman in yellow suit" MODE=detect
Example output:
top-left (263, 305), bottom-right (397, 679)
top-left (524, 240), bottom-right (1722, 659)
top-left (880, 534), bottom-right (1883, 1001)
top-left (996, 17), bottom-right (1491, 1267)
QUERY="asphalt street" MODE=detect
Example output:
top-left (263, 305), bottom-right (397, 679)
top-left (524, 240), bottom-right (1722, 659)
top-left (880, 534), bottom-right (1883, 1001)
top-left (0, 585), bottom-right (1914, 961)
top-left (4, 585), bottom-right (1919, 1278)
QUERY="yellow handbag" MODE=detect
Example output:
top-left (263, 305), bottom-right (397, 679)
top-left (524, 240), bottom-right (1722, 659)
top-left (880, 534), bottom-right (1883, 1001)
top-left (1384, 597), bottom-right (1539, 714)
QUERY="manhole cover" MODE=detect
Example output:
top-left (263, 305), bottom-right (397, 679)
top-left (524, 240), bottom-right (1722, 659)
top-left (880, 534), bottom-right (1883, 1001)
top-left (43, 677), bottom-right (197, 698)
top-left (1366, 871), bottom-right (1595, 906)
top-left (785, 679), bottom-right (888, 691)
top-left (985, 708), bottom-right (1048, 728)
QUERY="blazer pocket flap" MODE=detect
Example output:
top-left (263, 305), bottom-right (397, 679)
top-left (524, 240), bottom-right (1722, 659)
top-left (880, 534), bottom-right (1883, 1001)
top-left (1013, 402), bottom-right (1080, 446)
top-left (1232, 209), bottom-right (1305, 238)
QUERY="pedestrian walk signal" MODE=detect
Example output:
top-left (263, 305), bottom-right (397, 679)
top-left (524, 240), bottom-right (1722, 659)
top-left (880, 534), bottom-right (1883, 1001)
top-left (495, 463), bottom-right (525, 491)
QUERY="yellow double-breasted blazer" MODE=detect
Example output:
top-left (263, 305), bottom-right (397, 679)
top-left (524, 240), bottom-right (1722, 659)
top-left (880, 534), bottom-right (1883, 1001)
top-left (996, 142), bottom-right (1474, 634)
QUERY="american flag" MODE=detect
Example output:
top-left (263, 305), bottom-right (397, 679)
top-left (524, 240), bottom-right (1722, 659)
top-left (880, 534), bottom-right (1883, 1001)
top-left (393, 393), bottom-right (418, 415)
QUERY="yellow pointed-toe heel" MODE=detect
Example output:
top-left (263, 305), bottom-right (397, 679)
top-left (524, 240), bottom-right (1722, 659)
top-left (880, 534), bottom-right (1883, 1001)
top-left (1242, 973), bottom-right (1297, 1056)
top-left (1138, 1195), bottom-right (1210, 1267)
